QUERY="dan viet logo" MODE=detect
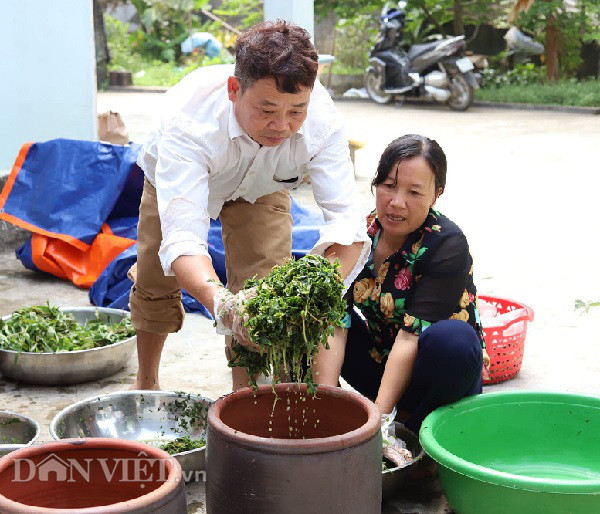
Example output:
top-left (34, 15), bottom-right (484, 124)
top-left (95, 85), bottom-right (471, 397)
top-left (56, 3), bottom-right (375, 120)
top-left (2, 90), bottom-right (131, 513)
top-left (12, 451), bottom-right (206, 485)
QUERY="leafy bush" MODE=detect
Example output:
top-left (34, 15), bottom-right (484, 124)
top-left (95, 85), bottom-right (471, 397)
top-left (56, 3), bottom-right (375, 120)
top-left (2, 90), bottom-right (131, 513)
top-left (132, 63), bottom-right (188, 87)
top-left (333, 13), bottom-right (379, 74)
top-left (133, 28), bottom-right (190, 63)
top-left (133, 54), bottom-right (232, 87)
top-left (105, 10), bottom-right (233, 87)
top-left (330, 62), bottom-right (365, 76)
top-left (213, 0), bottom-right (263, 31)
top-left (476, 78), bottom-right (600, 107)
top-left (105, 14), bottom-right (148, 72)
top-left (132, 0), bottom-right (212, 63)
top-left (513, 0), bottom-right (600, 77)
top-left (481, 63), bottom-right (546, 88)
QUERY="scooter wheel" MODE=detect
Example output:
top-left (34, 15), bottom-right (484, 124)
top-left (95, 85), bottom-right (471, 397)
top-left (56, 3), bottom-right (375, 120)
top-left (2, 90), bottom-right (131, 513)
top-left (447, 73), bottom-right (474, 111)
top-left (365, 69), bottom-right (395, 105)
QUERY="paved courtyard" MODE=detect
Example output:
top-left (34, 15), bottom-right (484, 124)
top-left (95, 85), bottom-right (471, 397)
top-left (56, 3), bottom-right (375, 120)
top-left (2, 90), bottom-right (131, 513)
top-left (0, 91), bottom-right (598, 512)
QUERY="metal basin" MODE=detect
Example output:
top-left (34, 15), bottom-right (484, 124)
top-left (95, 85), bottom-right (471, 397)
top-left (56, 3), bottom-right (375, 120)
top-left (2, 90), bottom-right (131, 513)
top-left (0, 411), bottom-right (41, 458)
top-left (382, 422), bottom-right (425, 500)
top-left (50, 391), bottom-right (212, 479)
top-left (0, 307), bottom-right (136, 385)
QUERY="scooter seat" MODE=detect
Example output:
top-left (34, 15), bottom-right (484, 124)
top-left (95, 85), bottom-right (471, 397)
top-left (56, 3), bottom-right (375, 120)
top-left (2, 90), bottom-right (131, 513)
top-left (407, 41), bottom-right (442, 60)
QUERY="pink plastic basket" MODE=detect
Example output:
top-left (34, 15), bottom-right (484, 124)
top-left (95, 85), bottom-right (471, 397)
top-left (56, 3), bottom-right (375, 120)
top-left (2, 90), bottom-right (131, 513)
top-left (478, 295), bottom-right (534, 385)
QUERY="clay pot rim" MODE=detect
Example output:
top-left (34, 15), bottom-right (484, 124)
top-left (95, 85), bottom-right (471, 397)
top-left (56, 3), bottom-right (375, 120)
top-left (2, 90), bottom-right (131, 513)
top-left (208, 383), bottom-right (381, 455)
top-left (0, 437), bottom-right (183, 513)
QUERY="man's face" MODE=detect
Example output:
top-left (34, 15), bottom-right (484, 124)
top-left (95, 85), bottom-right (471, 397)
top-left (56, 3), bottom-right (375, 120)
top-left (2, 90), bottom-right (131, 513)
top-left (228, 76), bottom-right (311, 147)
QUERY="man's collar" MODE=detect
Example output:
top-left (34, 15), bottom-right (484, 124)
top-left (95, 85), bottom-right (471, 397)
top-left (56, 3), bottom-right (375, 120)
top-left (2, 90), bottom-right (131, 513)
top-left (228, 102), bottom-right (245, 140)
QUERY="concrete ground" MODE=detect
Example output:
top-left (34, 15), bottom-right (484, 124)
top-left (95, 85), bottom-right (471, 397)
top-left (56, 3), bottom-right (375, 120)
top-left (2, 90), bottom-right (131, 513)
top-left (0, 92), bottom-right (599, 513)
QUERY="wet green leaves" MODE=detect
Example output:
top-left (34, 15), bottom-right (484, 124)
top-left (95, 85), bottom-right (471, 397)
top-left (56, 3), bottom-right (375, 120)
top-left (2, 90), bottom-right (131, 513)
top-left (229, 255), bottom-right (346, 394)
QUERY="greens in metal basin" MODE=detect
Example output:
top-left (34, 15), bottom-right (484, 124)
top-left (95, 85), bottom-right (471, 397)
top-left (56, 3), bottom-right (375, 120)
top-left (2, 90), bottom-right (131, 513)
top-left (159, 435), bottom-right (206, 455)
top-left (229, 255), bottom-right (346, 393)
top-left (0, 304), bottom-right (136, 355)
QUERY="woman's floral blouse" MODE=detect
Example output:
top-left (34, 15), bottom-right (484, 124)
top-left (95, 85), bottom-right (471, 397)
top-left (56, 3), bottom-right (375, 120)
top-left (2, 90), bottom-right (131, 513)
top-left (346, 209), bottom-right (485, 364)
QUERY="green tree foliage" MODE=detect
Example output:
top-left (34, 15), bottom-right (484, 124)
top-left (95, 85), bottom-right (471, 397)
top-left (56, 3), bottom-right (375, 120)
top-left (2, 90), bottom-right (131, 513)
top-left (398, 0), bottom-right (515, 41)
top-left (104, 14), bottom-right (149, 71)
top-left (213, 0), bottom-right (263, 31)
top-left (127, 0), bottom-right (210, 62)
top-left (333, 14), bottom-right (379, 73)
top-left (316, 0), bottom-right (514, 37)
top-left (317, 1), bottom-right (599, 80)
top-left (315, 0), bottom-right (515, 73)
top-left (315, 1), bottom-right (380, 74)
top-left (315, 0), bottom-right (381, 19)
top-left (513, 0), bottom-right (600, 77)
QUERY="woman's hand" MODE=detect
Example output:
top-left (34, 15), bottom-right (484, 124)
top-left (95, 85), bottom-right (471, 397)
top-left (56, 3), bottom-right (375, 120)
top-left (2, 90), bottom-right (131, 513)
top-left (482, 348), bottom-right (490, 368)
top-left (375, 330), bottom-right (418, 415)
top-left (313, 327), bottom-right (348, 386)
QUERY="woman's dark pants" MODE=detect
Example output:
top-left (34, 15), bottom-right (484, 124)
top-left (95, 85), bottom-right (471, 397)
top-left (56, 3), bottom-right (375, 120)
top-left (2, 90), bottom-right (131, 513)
top-left (341, 313), bottom-right (483, 433)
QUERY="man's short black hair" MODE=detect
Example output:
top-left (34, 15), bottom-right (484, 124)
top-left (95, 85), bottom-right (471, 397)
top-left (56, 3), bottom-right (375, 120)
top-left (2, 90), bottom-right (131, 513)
top-left (234, 20), bottom-right (318, 94)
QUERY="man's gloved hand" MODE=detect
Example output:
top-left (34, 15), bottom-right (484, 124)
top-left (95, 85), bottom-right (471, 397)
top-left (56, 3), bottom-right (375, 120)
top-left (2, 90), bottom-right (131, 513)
top-left (213, 285), bottom-right (259, 351)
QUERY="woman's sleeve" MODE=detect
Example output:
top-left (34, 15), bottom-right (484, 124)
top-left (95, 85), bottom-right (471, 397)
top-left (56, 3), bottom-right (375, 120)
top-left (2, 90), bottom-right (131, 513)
top-left (401, 233), bottom-right (471, 335)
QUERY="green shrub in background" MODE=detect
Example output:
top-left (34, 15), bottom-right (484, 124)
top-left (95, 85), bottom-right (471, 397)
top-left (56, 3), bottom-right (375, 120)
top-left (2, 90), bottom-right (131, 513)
top-left (131, 63), bottom-right (188, 87)
top-left (105, 12), bottom-right (233, 88)
top-left (513, 0), bottom-right (600, 78)
top-left (332, 13), bottom-right (379, 75)
top-left (133, 55), bottom-right (230, 87)
top-left (481, 63), bottom-right (546, 88)
top-left (130, 0), bottom-right (211, 63)
top-left (477, 78), bottom-right (600, 107)
top-left (105, 14), bottom-right (149, 72)
top-left (479, 61), bottom-right (600, 107)
top-left (213, 0), bottom-right (263, 31)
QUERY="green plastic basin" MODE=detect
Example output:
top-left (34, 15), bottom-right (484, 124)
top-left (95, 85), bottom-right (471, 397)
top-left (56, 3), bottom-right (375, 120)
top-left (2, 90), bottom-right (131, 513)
top-left (419, 391), bottom-right (600, 514)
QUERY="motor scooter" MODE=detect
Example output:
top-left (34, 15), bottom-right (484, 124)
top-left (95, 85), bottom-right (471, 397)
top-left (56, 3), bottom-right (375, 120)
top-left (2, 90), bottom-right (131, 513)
top-left (365, 1), bottom-right (478, 111)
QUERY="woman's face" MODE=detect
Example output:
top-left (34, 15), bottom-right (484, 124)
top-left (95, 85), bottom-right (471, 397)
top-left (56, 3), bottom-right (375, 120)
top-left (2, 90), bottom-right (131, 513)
top-left (375, 156), bottom-right (441, 245)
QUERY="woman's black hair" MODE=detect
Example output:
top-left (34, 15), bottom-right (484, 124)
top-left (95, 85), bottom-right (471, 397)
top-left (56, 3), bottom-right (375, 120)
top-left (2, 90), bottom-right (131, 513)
top-left (371, 134), bottom-right (447, 194)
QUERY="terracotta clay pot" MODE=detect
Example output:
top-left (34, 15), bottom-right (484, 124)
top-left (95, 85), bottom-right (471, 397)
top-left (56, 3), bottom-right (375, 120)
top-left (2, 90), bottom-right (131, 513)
top-left (0, 438), bottom-right (186, 513)
top-left (206, 383), bottom-right (381, 514)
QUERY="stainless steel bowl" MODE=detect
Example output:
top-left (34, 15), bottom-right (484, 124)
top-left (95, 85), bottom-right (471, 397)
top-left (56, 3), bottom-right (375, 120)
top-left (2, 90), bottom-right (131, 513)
top-left (49, 391), bottom-right (212, 478)
top-left (382, 422), bottom-right (425, 500)
top-left (0, 410), bottom-right (41, 458)
top-left (0, 307), bottom-right (136, 385)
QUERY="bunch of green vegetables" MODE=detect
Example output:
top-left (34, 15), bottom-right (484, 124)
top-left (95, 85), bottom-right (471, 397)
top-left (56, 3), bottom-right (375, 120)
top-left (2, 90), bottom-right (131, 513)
top-left (229, 255), bottom-right (346, 393)
top-left (0, 304), bottom-right (136, 353)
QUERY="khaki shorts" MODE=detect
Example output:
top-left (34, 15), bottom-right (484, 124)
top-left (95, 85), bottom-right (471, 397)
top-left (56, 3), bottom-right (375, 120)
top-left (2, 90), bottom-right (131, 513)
top-left (128, 179), bottom-right (292, 333)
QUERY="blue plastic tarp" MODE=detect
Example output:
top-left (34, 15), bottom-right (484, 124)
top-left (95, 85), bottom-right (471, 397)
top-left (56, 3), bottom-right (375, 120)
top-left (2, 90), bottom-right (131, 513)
top-left (2, 139), bottom-right (141, 246)
top-left (3, 139), bottom-right (325, 319)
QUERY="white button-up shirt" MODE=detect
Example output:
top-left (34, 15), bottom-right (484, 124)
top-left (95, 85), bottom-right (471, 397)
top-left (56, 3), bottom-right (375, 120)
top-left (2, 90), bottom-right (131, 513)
top-left (138, 64), bottom-right (369, 287)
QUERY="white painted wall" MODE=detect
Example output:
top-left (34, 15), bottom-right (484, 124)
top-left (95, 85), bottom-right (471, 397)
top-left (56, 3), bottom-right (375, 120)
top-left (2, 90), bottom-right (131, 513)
top-left (264, 0), bottom-right (314, 41)
top-left (0, 0), bottom-right (96, 171)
